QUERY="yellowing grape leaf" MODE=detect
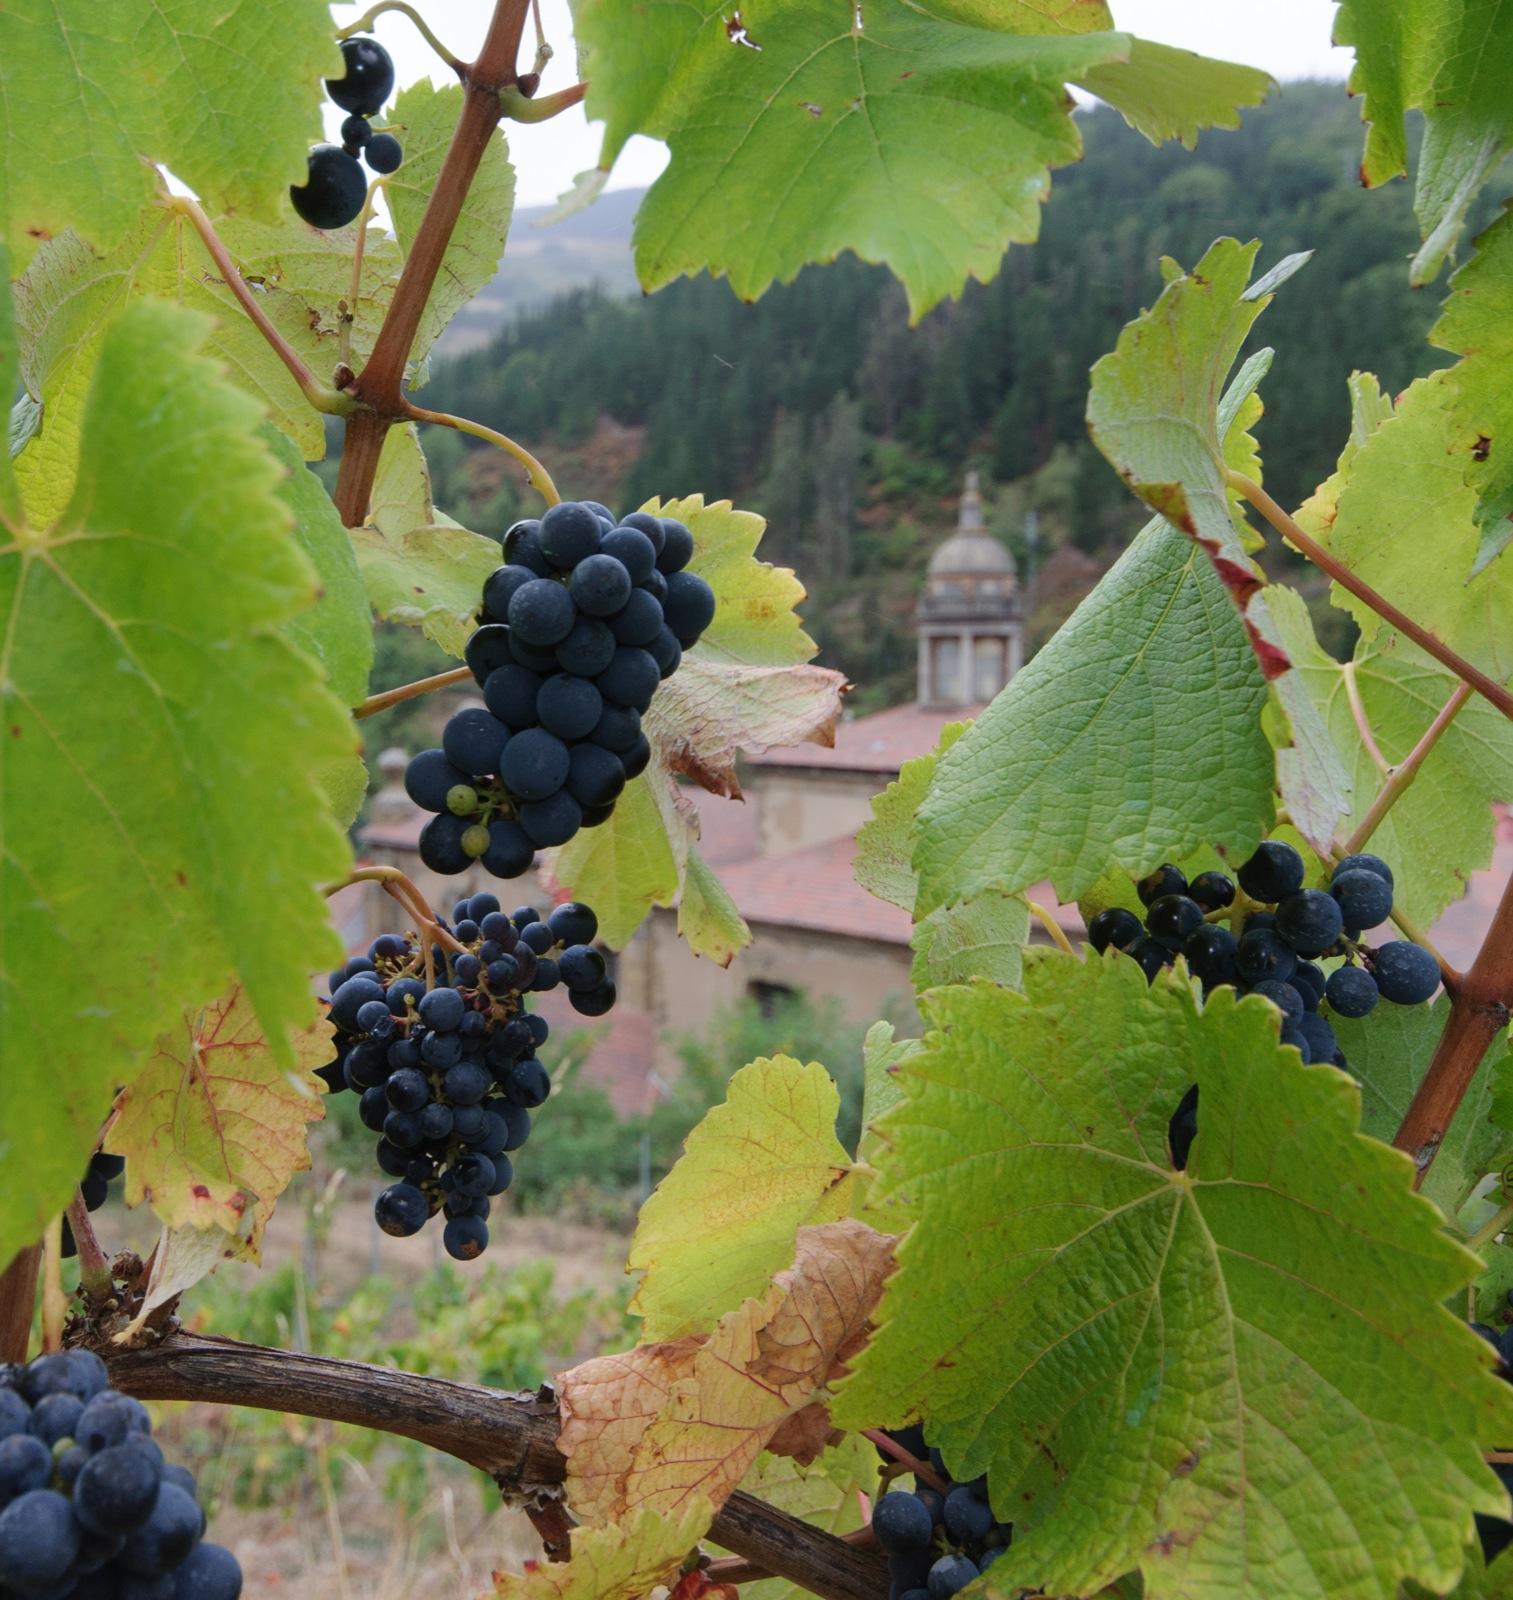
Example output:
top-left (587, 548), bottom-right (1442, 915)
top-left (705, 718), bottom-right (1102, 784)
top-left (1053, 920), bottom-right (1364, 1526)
top-left (117, 1212), bottom-right (257, 1343)
top-left (551, 497), bottom-right (844, 957)
top-left (628, 1056), bottom-right (855, 1340)
top-left (1085, 236), bottom-right (1351, 856)
top-left (490, 1500), bottom-right (715, 1600)
top-left (350, 425), bottom-right (503, 656)
top-left (835, 953), bottom-right (1513, 1600)
top-left (731, 1439), bottom-right (872, 1600)
top-left (0, 301), bottom-right (353, 1270)
top-left (677, 847), bottom-right (751, 969)
top-left (0, 0), bottom-right (336, 269)
top-left (105, 986), bottom-right (330, 1255)
top-left (382, 83), bottom-right (516, 371)
top-left (1267, 588), bottom-right (1513, 928)
top-left (1312, 211), bottom-right (1513, 684)
top-left (577, 1), bottom-right (1268, 320)
top-left (560, 1220), bottom-right (894, 1525)
top-left (1334, 0), bottom-right (1513, 283)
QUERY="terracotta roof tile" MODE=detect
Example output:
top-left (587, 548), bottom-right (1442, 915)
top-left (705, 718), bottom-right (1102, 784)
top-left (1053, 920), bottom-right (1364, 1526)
top-left (715, 835), bottom-right (915, 944)
top-left (748, 702), bottom-right (983, 773)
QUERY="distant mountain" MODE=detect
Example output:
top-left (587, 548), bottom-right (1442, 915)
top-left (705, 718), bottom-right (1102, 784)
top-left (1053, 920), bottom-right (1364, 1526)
top-left (436, 187), bottom-right (643, 353)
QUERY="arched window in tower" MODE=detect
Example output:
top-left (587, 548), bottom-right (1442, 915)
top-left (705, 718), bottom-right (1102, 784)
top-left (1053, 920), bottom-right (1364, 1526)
top-left (973, 636), bottom-right (1007, 701)
top-left (931, 635), bottom-right (962, 704)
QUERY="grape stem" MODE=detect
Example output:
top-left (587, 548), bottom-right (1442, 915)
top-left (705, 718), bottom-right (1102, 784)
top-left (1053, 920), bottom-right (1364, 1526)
top-left (1027, 899), bottom-right (1076, 956)
top-left (1226, 472), bottom-right (1513, 724)
top-left (168, 197), bottom-right (356, 418)
top-left (0, 1244), bottom-right (41, 1364)
top-left (861, 1428), bottom-right (951, 1493)
top-left (326, 866), bottom-right (467, 962)
top-left (1392, 864), bottom-right (1513, 1186)
top-left (337, 2), bottom-right (465, 74)
top-left (499, 82), bottom-right (589, 123)
top-left (352, 663), bottom-right (473, 719)
top-left (1340, 682), bottom-right (1473, 858)
top-left (101, 1332), bottom-right (889, 1600)
top-left (402, 401), bottom-right (561, 505)
top-left (1317, 845), bottom-right (1454, 987)
top-left (65, 1190), bottom-right (113, 1299)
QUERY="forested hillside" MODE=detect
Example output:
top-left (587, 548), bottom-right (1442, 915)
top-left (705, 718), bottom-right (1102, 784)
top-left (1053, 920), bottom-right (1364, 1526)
top-left (420, 83), bottom-right (1462, 709)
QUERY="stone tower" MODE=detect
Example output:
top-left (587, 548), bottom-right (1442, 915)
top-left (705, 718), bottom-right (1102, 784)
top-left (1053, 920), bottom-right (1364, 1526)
top-left (915, 471), bottom-right (1024, 708)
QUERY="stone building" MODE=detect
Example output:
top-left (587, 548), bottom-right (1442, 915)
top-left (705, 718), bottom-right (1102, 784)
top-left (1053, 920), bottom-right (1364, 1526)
top-left (354, 475), bottom-right (1052, 1110)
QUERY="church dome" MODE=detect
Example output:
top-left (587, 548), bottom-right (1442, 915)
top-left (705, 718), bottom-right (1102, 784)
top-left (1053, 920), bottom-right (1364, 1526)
top-left (928, 530), bottom-right (1016, 578)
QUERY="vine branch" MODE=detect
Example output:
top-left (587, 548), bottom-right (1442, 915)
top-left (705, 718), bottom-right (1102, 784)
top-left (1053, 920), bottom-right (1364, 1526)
top-left (1227, 472), bottom-right (1513, 724)
top-left (102, 1334), bottom-right (888, 1600)
top-left (403, 402), bottom-right (560, 505)
top-left (170, 198), bottom-right (354, 417)
top-left (1393, 865), bottom-right (1513, 1185)
top-left (353, 663), bottom-right (472, 719)
top-left (65, 1192), bottom-right (113, 1300)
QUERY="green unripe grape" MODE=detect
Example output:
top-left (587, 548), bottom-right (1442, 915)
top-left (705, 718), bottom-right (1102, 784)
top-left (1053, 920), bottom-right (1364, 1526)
top-left (447, 783), bottom-right (479, 816)
top-left (461, 823), bottom-right (491, 858)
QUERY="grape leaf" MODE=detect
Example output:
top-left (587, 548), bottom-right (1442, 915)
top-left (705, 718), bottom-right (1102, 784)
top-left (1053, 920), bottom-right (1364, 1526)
top-left (349, 425), bottom-right (503, 656)
top-left (119, 1213), bottom-right (257, 1342)
top-left (0, 0), bottom-right (336, 269)
top-left (677, 847), bottom-right (752, 968)
top-left (0, 264), bottom-right (17, 524)
top-left (914, 516), bottom-right (1272, 911)
top-left (1314, 211), bottom-right (1513, 682)
top-left (857, 1020), bottom-right (921, 1172)
top-left (628, 1056), bottom-right (855, 1340)
top-left (265, 428), bottom-right (374, 708)
top-left (382, 84), bottom-right (516, 370)
top-left (1078, 39), bottom-right (1273, 148)
top-left (1339, 996), bottom-right (1510, 1223)
top-left (1085, 235), bottom-right (1351, 855)
top-left (0, 302), bottom-right (353, 1269)
top-left (578, 2), bottom-right (1269, 319)
top-left (551, 497), bottom-right (844, 956)
top-left (560, 1220), bottom-right (893, 1524)
top-left (856, 721), bottom-right (970, 912)
top-left (1333, 0), bottom-right (1513, 283)
top-left (910, 888), bottom-right (1028, 990)
top-left (489, 1500), bottom-right (716, 1600)
top-left (1267, 588), bottom-right (1513, 928)
top-left (733, 1439), bottom-right (872, 1600)
top-left (834, 953), bottom-right (1513, 1600)
top-left (105, 986), bottom-right (331, 1255)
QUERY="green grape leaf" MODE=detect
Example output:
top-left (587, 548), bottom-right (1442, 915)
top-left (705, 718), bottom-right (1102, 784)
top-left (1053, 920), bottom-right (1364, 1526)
top-left (856, 721), bottom-right (970, 912)
top-left (0, 0), bottom-right (336, 270)
top-left (0, 301), bottom-right (353, 1268)
top-left (0, 264), bottom-right (17, 524)
top-left (265, 428), bottom-right (374, 708)
top-left (1294, 370), bottom-right (1395, 541)
top-left (580, 2), bottom-right (1272, 320)
top-left (734, 1439), bottom-right (872, 1600)
top-left (835, 953), bottom-right (1513, 1599)
top-left (1474, 1241), bottom-right (1513, 1325)
top-left (910, 887), bottom-right (1028, 990)
top-left (552, 497), bottom-right (844, 956)
top-left (1076, 39), bottom-right (1272, 149)
top-left (382, 84), bottom-right (515, 370)
top-left (1340, 996), bottom-right (1509, 1222)
top-left (1316, 212), bottom-right (1513, 682)
top-left (349, 426), bottom-right (502, 656)
top-left (858, 1020), bottom-right (920, 1171)
top-left (1333, 0), bottom-right (1513, 283)
top-left (1085, 236), bottom-right (1350, 855)
top-left (677, 846), bottom-right (751, 967)
top-left (914, 516), bottom-right (1272, 911)
top-left (1267, 589), bottom-right (1513, 928)
top-left (627, 1055), bottom-right (855, 1340)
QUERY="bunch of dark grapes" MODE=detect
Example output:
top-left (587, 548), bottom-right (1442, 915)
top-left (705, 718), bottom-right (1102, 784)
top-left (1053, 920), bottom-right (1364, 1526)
top-left (321, 892), bottom-right (612, 1260)
top-left (0, 1349), bottom-right (240, 1599)
top-left (869, 1427), bottom-right (1010, 1598)
top-left (60, 1154), bottom-right (124, 1262)
top-left (290, 35), bottom-right (402, 229)
top-left (404, 500), bottom-right (715, 879)
top-left (1472, 1315), bottom-right (1513, 1563)
top-left (1088, 845), bottom-right (1440, 1169)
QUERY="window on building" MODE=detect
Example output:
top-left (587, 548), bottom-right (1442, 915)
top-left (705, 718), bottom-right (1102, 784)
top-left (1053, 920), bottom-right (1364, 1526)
top-left (973, 636), bottom-right (1007, 700)
top-left (931, 635), bottom-right (962, 703)
top-left (749, 980), bottom-right (796, 1019)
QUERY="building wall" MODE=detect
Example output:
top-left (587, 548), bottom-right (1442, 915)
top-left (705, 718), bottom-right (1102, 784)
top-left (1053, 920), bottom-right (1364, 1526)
top-left (750, 770), bottom-right (882, 857)
top-left (619, 910), bottom-right (919, 1075)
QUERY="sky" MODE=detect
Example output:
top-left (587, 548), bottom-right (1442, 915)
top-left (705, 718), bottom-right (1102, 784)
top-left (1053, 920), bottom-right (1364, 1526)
top-left (331, 0), bottom-right (1355, 209)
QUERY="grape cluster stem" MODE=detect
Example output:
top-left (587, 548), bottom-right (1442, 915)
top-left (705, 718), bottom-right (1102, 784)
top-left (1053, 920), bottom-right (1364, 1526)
top-left (65, 1189), bottom-right (113, 1299)
top-left (100, 1332), bottom-right (889, 1600)
top-left (337, 1), bottom-right (467, 74)
top-left (352, 663), bottom-right (473, 719)
top-left (403, 400), bottom-right (561, 505)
